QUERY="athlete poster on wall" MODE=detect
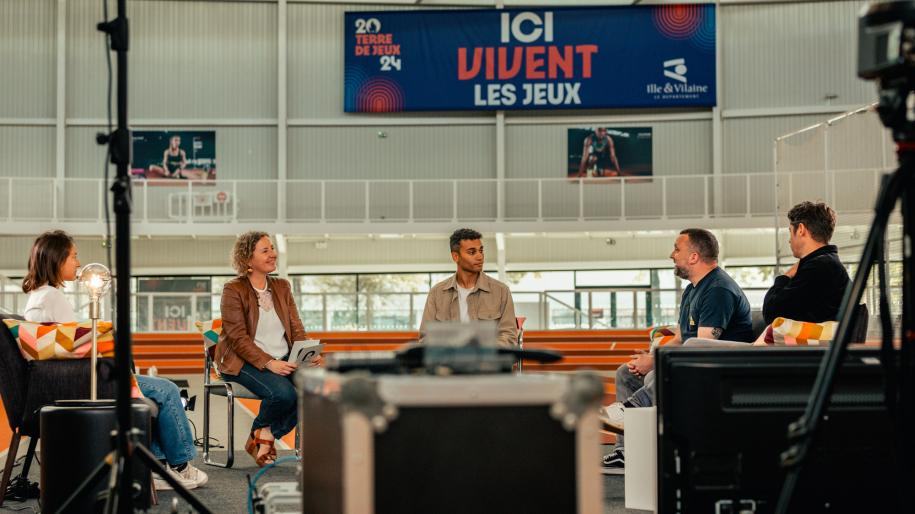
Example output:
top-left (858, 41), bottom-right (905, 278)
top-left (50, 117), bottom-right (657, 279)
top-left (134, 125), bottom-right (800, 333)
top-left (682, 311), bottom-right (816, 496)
top-left (567, 128), bottom-right (653, 178)
top-left (344, 4), bottom-right (715, 112)
top-left (131, 131), bottom-right (216, 182)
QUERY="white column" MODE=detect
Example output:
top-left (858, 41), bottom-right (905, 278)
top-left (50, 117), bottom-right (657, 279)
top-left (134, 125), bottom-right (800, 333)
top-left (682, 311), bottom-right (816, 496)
top-left (56, 0), bottom-right (67, 190)
top-left (277, 0), bottom-right (288, 222)
top-left (495, 0), bottom-right (505, 223)
top-left (495, 232), bottom-right (506, 282)
top-left (276, 233), bottom-right (289, 279)
top-left (711, 0), bottom-right (723, 216)
top-left (496, 110), bottom-right (505, 222)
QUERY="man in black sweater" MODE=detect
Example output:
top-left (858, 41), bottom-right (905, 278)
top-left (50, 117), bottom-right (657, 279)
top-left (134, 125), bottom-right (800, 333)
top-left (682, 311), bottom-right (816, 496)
top-left (763, 201), bottom-right (850, 325)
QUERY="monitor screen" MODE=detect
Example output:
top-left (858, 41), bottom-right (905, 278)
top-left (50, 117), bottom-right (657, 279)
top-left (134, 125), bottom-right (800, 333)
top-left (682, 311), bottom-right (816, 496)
top-left (656, 346), bottom-right (899, 513)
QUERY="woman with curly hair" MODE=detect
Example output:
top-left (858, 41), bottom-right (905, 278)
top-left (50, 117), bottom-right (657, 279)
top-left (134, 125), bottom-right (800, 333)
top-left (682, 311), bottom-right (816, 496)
top-left (215, 231), bottom-right (318, 466)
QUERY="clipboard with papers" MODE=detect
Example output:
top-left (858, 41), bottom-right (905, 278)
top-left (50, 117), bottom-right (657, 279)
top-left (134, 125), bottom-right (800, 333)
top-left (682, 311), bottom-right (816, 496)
top-left (288, 339), bottom-right (324, 365)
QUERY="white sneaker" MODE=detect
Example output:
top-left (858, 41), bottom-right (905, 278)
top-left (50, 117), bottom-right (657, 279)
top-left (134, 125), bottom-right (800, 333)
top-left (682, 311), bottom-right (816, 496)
top-left (153, 466), bottom-right (198, 491)
top-left (599, 402), bottom-right (625, 434)
top-left (175, 463), bottom-right (208, 488)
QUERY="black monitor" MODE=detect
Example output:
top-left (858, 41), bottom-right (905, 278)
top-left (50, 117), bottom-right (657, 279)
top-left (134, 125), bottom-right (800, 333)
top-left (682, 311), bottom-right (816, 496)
top-left (656, 346), bottom-right (900, 513)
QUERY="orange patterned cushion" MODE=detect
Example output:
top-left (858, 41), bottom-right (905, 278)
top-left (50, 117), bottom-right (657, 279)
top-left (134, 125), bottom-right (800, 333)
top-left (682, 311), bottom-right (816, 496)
top-left (649, 325), bottom-right (677, 349)
top-left (3, 319), bottom-right (115, 360)
top-left (763, 317), bottom-right (837, 346)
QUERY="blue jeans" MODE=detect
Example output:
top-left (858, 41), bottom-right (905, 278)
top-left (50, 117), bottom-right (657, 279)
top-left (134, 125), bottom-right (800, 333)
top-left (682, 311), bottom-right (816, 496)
top-left (613, 365), bottom-right (655, 450)
top-left (135, 375), bottom-right (197, 466)
top-left (222, 363), bottom-right (297, 438)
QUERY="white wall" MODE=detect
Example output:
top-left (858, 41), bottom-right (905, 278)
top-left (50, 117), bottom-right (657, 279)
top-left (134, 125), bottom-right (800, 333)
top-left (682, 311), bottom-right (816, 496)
top-left (0, 0), bottom-right (890, 272)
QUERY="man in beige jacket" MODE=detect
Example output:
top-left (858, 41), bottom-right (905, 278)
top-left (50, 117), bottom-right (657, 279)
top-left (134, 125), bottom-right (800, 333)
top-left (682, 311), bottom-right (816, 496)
top-left (420, 228), bottom-right (519, 347)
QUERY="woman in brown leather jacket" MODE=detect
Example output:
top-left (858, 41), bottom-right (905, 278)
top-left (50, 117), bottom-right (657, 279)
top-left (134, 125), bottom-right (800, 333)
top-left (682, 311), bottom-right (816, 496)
top-left (215, 231), bottom-right (314, 466)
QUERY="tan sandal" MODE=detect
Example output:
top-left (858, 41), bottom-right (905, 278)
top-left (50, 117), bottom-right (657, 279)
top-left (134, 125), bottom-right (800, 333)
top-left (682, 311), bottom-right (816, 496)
top-left (245, 429), bottom-right (276, 467)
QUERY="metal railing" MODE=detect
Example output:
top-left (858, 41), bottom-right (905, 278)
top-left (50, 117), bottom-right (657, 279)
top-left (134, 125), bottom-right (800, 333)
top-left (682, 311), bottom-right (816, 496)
top-left (1, 282), bottom-right (900, 335)
top-left (0, 168), bottom-right (891, 225)
top-left (0, 286), bottom-right (762, 333)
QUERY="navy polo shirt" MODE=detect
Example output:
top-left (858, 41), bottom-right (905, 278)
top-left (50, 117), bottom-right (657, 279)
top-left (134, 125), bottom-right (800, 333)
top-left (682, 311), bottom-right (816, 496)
top-left (678, 267), bottom-right (754, 343)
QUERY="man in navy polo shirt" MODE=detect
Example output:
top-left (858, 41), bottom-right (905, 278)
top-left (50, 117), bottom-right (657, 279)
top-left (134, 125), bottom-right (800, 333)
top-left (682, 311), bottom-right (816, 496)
top-left (601, 228), bottom-right (753, 474)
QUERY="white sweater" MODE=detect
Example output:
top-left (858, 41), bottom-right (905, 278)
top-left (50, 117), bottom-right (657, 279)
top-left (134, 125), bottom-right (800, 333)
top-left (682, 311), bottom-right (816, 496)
top-left (24, 285), bottom-right (77, 323)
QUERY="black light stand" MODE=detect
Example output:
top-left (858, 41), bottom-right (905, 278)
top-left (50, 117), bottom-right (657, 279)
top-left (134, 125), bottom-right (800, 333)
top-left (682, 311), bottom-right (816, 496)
top-left (53, 1), bottom-right (212, 512)
top-left (775, 3), bottom-right (915, 511)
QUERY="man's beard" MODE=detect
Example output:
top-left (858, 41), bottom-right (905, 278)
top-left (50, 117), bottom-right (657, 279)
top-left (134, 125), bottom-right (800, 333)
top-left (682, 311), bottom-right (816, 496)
top-left (673, 265), bottom-right (689, 280)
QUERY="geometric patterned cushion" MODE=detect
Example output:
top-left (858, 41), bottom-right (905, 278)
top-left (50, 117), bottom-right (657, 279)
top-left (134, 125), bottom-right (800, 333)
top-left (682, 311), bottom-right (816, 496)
top-left (195, 319), bottom-right (223, 379)
top-left (765, 317), bottom-right (837, 346)
top-left (2, 319), bottom-right (115, 361)
top-left (195, 319), bottom-right (222, 348)
top-left (2, 319), bottom-right (144, 398)
top-left (649, 325), bottom-right (677, 350)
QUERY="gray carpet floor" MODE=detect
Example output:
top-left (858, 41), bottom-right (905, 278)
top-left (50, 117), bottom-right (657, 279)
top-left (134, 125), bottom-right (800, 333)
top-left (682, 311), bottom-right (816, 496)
top-left (1, 449), bottom-right (649, 513)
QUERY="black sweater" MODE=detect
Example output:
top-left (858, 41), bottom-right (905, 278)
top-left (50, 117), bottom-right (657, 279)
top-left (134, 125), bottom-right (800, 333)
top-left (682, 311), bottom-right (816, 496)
top-left (762, 245), bottom-right (850, 326)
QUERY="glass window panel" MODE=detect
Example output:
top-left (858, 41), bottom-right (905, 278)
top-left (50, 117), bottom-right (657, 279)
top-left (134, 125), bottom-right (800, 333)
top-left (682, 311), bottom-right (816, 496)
top-left (656, 268), bottom-right (678, 289)
top-left (430, 272), bottom-right (453, 285)
top-left (411, 293), bottom-right (427, 330)
top-left (195, 295), bottom-right (212, 324)
top-left (358, 273), bottom-right (430, 293)
top-left (138, 277), bottom-right (210, 293)
top-left (657, 291), bottom-right (679, 326)
top-left (297, 294), bottom-right (325, 332)
top-left (326, 293), bottom-right (358, 330)
top-left (544, 291), bottom-right (577, 329)
top-left (365, 293), bottom-right (413, 330)
top-left (297, 275), bottom-right (357, 293)
top-left (211, 276), bottom-right (233, 295)
top-left (151, 295), bottom-right (192, 331)
top-left (137, 295), bottom-right (151, 332)
top-left (505, 271), bottom-right (575, 292)
top-left (512, 292), bottom-right (541, 329)
top-left (727, 266), bottom-right (776, 288)
top-left (576, 270), bottom-right (649, 287)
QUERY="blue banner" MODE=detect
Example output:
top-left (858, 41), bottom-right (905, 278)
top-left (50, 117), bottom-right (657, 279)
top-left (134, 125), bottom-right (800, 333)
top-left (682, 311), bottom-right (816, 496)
top-left (344, 5), bottom-right (716, 112)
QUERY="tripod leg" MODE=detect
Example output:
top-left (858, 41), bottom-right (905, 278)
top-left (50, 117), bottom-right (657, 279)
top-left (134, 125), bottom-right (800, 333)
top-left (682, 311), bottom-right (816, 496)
top-left (132, 443), bottom-right (213, 514)
top-left (53, 451), bottom-right (115, 514)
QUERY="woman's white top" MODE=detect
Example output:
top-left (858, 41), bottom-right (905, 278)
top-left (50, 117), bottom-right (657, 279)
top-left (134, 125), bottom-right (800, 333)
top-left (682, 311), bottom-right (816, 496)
top-left (24, 285), bottom-right (77, 323)
top-left (252, 283), bottom-right (288, 359)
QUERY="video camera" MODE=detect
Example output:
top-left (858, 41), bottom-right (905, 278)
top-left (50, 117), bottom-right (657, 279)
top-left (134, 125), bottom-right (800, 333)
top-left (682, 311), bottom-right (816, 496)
top-left (858, 0), bottom-right (915, 140)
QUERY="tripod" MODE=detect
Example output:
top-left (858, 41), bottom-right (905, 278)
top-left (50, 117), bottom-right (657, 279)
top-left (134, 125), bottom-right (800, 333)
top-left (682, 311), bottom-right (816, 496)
top-left (55, 1), bottom-right (212, 512)
top-left (773, 147), bottom-right (913, 513)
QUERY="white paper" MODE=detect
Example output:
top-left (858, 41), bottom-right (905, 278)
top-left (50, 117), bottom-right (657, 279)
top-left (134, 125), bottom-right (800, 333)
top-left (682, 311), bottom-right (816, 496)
top-left (288, 339), bottom-right (324, 365)
top-left (624, 406), bottom-right (657, 513)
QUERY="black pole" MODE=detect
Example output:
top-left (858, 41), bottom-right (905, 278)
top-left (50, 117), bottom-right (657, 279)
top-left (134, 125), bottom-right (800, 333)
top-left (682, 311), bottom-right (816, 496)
top-left (96, 0), bottom-right (133, 510)
top-left (112, 0), bottom-right (133, 509)
top-left (900, 151), bottom-right (915, 479)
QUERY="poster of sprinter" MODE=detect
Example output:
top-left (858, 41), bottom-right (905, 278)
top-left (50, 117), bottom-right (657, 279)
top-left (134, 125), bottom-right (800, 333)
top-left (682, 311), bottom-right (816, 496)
top-left (131, 131), bottom-right (216, 182)
top-left (344, 5), bottom-right (715, 111)
top-left (567, 127), bottom-right (652, 178)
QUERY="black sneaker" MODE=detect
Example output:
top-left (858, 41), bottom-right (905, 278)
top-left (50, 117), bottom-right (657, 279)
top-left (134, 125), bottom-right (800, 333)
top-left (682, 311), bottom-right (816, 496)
top-left (601, 447), bottom-right (624, 475)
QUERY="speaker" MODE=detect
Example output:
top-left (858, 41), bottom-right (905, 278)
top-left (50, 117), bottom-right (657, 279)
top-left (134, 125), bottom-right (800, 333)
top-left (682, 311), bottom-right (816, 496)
top-left (40, 402), bottom-right (153, 513)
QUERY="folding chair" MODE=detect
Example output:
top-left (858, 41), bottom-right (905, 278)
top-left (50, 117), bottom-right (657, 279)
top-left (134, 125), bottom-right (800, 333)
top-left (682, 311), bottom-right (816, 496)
top-left (195, 319), bottom-right (259, 468)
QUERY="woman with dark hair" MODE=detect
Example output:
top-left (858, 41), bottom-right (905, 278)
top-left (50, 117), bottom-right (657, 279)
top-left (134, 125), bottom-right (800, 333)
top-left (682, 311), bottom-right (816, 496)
top-left (22, 231), bottom-right (208, 491)
top-left (22, 230), bottom-right (81, 321)
top-left (216, 231), bottom-right (319, 467)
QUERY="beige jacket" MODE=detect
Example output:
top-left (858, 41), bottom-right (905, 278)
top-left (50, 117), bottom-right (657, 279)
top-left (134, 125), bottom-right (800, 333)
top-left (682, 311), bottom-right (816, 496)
top-left (420, 272), bottom-right (518, 347)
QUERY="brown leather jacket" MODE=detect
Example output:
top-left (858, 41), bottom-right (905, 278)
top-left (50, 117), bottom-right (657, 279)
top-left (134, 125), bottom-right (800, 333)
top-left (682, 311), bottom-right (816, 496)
top-left (215, 276), bottom-right (307, 376)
